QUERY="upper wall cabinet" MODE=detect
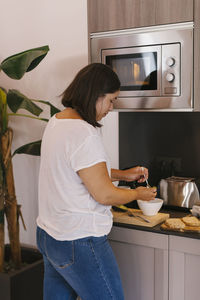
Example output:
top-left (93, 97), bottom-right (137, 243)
top-left (88, 0), bottom-right (156, 32)
top-left (87, 0), bottom-right (193, 33)
top-left (155, 0), bottom-right (193, 25)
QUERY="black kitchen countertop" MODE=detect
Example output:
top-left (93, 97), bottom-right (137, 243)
top-left (113, 207), bottom-right (200, 240)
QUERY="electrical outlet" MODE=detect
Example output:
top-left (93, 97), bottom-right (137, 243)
top-left (155, 156), bottom-right (182, 173)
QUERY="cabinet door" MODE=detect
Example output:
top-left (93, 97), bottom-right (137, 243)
top-left (169, 235), bottom-right (200, 300)
top-left (155, 0), bottom-right (193, 25)
top-left (109, 227), bottom-right (168, 300)
top-left (88, 0), bottom-right (156, 33)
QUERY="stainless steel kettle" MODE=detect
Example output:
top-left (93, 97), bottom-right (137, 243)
top-left (159, 176), bottom-right (200, 208)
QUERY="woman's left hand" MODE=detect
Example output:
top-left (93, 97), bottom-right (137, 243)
top-left (123, 166), bottom-right (148, 183)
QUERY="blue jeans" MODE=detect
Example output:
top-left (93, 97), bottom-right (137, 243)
top-left (36, 227), bottom-right (124, 300)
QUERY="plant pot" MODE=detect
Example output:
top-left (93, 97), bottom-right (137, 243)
top-left (0, 245), bottom-right (44, 300)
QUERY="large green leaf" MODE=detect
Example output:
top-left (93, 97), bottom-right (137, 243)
top-left (0, 45), bottom-right (49, 80)
top-left (12, 140), bottom-right (41, 156)
top-left (35, 100), bottom-right (61, 116)
top-left (7, 89), bottom-right (43, 116)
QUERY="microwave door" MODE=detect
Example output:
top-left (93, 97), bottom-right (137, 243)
top-left (101, 45), bottom-right (162, 98)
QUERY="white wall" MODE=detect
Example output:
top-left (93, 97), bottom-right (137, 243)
top-left (0, 0), bottom-right (89, 246)
top-left (101, 112), bottom-right (119, 170)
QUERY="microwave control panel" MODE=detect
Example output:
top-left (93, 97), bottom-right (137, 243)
top-left (162, 43), bottom-right (180, 96)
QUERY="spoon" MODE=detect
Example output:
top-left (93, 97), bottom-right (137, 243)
top-left (144, 176), bottom-right (151, 188)
top-left (141, 167), bottom-right (151, 188)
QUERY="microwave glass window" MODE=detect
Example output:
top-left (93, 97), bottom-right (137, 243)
top-left (106, 52), bottom-right (157, 91)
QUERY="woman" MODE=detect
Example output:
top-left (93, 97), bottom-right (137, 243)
top-left (36, 63), bottom-right (157, 300)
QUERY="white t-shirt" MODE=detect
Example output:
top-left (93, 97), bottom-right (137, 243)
top-left (36, 115), bottom-right (113, 240)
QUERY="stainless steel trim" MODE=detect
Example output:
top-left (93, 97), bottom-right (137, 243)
top-left (90, 22), bottom-right (194, 39)
top-left (161, 43), bottom-right (180, 96)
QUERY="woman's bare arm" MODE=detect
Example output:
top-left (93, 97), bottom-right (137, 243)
top-left (111, 166), bottom-right (148, 183)
top-left (78, 162), bottom-right (156, 206)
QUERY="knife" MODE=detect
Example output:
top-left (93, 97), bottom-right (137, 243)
top-left (127, 210), bottom-right (151, 223)
top-left (116, 205), bottom-right (151, 223)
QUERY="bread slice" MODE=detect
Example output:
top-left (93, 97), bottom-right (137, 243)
top-left (165, 218), bottom-right (185, 229)
top-left (182, 216), bottom-right (200, 227)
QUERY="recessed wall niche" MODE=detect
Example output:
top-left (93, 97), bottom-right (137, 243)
top-left (119, 112), bottom-right (200, 187)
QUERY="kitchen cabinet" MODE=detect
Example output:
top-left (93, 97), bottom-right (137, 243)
top-left (109, 226), bottom-right (200, 300)
top-left (87, 0), bottom-right (193, 33)
top-left (87, 0), bottom-right (156, 33)
top-left (169, 235), bottom-right (200, 300)
top-left (155, 0), bottom-right (193, 25)
top-left (108, 226), bottom-right (168, 300)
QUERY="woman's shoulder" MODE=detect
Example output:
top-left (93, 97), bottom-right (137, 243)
top-left (73, 119), bottom-right (99, 140)
top-left (50, 114), bottom-right (98, 137)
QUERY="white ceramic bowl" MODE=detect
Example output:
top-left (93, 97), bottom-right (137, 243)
top-left (137, 198), bottom-right (163, 216)
top-left (118, 186), bottom-right (131, 189)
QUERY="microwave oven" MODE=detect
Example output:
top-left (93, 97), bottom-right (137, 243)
top-left (90, 22), bottom-right (194, 111)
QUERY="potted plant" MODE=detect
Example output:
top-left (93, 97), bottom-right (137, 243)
top-left (0, 45), bottom-right (60, 300)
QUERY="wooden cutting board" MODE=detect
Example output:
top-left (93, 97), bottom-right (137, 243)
top-left (112, 209), bottom-right (170, 227)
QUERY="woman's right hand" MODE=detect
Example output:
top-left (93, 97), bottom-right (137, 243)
top-left (135, 186), bottom-right (157, 201)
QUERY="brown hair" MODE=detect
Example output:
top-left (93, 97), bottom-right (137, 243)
top-left (61, 63), bottom-right (120, 127)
